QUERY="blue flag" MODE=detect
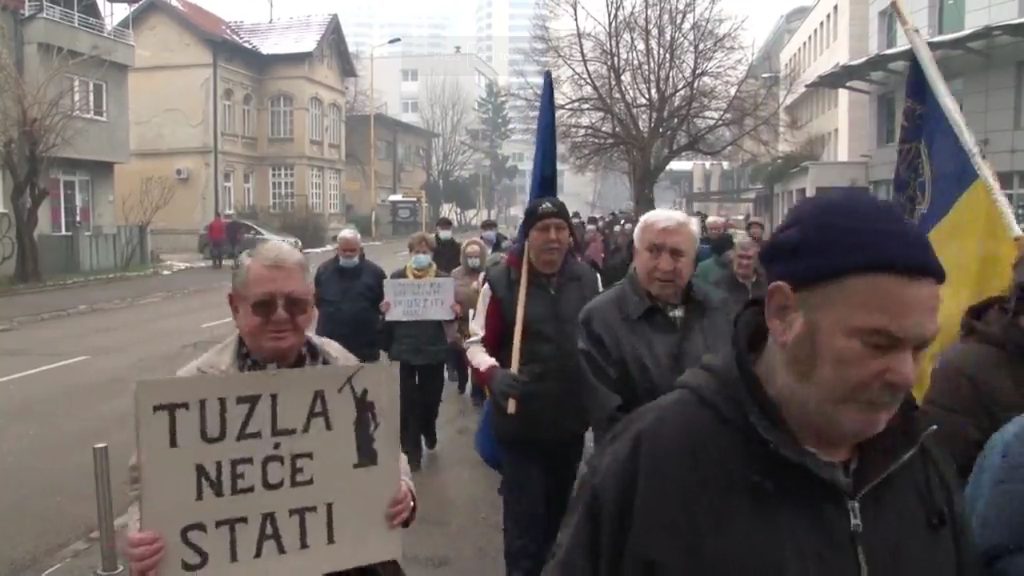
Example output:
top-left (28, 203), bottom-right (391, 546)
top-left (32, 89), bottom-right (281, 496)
top-left (517, 70), bottom-right (558, 243)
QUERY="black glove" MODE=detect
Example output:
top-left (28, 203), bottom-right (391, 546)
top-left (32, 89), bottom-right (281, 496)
top-left (489, 369), bottom-right (524, 409)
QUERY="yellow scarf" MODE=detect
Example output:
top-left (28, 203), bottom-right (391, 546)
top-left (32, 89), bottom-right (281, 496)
top-left (405, 262), bottom-right (438, 280)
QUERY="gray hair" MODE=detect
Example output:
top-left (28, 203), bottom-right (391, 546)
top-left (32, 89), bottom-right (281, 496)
top-left (231, 240), bottom-right (310, 292)
top-left (337, 227), bottom-right (362, 244)
top-left (734, 238), bottom-right (759, 253)
top-left (705, 215), bottom-right (726, 227)
top-left (633, 209), bottom-right (700, 246)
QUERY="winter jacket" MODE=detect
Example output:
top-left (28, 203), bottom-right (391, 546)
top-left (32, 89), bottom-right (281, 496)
top-left (466, 251), bottom-right (601, 442)
top-left (382, 268), bottom-right (453, 366)
top-left (712, 271), bottom-right (768, 319)
top-left (314, 257), bottom-right (388, 362)
top-left (451, 238), bottom-right (488, 341)
top-left (207, 217), bottom-right (226, 243)
top-left (921, 295), bottom-right (1024, 484)
top-left (128, 334), bottom-right (416, 576)
top-left (433, 235), bottom-right (462, 274)
top-left (693, 251), bottom-right (730, 285)
top-left (579, 270), bottom-right (732, 442)
top-left (965, 414), bottom-right (1024, 576)
top-left (600, 242), bottom-right (632, 288)
top-left (549, 302), bottom-right (980, 576)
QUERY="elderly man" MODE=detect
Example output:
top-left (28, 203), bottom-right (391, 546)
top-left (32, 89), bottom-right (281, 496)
top-left (696, 215), bottom-right (730, 265)
top-left (125, 241), bottom-right (415, 576)
top-left (712, 238), bottom-right (767, 318)
top-left (315, 228), bottom-right (388, 363)
top-left (580, 209), bottom-right (730, 443)
top-left (468, 197), bottom-right (601, 576)
top-left (550, 193), bottom-right (978, 575)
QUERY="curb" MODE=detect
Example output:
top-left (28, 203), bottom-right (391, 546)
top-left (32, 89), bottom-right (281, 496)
top-left (34, 510), bottom-right (134, 576)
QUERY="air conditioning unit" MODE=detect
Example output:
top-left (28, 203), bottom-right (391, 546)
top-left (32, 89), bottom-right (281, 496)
top-left (174, 167), bottom-right (190, 180)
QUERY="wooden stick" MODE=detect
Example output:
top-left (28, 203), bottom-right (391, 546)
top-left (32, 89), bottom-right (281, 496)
top-left (507, 241), bottom-right (530, 415)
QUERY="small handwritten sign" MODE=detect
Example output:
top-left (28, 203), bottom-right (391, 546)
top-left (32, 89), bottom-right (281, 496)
top-left (135, 364), bottom-right (400, 576)
top-left (383, 278), bottom-right (455, 321)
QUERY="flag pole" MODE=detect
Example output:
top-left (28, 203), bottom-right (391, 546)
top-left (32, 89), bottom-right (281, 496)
top-left (506, 243), bottom-right (529, 415)
top-left (889, 0), bottom-right (1021, 237)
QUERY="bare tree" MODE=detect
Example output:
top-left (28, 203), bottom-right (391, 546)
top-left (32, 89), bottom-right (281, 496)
top-left (533, 0), bottom-right (780, 213)
top-left (0, 42), bottom-right (85, 283)
top-left (118, 176), bottom-right (177, 270)
top-left (419, 76), bottom-right (476, 206)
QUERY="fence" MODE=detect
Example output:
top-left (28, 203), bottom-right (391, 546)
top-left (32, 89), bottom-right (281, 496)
top-left (37, 226), bottom-right (149, 277)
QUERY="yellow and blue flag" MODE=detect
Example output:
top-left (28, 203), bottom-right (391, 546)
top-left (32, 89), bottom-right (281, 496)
top-left (894, 57), bottom-right (1018, 397)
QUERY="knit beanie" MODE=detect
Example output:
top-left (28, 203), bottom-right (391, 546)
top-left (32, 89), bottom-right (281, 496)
top-left (760, 191), bottom-right (946, 291)
top-left (522, 197), bottom-right (572, 235)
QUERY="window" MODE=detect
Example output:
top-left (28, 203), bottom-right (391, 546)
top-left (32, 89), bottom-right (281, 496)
top-left (308, 167), bottom-right (323, 212)
top-left (221, 89), bottom-right (236, 133)
top-left (270, 166), bottom-right (295, 212)
top-left (401, 69), bottom-right (419, 82)
top-left (881, 8), bottom-right (898, 50)
top-left (813, 30), bottom-right (818, 61)
top-left (511, 152), bottom-right (526, 163)
top-left (0, 168), bottom-right (5, 211)
top-left (825, 14), bottom-right (832, 48)
top-left (222, 171), bottom-right (235, 213)
top-left (871, 180), bottom-right (894, 201)
top-left (309, 97), bottom-right (324, 142)
top-left (401, 99), bottom-right (419, 114)
top-left (242, 93), bottom-right (255, 137)
top-left (53, 170), bottom-right (92, 234)
top-left (269, 95), bottom-right (294, 138)
top-left (877, 92), bottom-right (897, 145)
top-left (327, 169), bottom-right (341, 213)
top-left (1016, 62), bottom-right (1024, 129)
top-left (243, 172), bottom-right (254, 208)
top-left (328, 104), bottom-right (342, 145)
top-left (939, 0), bottom-right (964, 34)
top-left (376, 140), bottom-right (394, 161)
top-left (67, 76), bottom-right (107, 120)
top-left (832, 5), bottom-right (839, 41)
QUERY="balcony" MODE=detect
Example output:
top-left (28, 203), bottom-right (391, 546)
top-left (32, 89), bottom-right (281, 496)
top-left (25, 1), bottom-right (133, 44)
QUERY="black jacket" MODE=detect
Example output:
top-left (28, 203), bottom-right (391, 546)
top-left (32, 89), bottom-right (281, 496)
top-left (433, 235), bottom-right (462, 274)
top-left (600, 242), bottom-right (632, 288)
top-left (382, 269), bottom-right (452, 366)
top-left (579, 272), bottom-right (731, 441)
top-left (549, 303), bottom-right (979, 576)
top-left (314, 257), bottom-right (386, 362)
top-left (486, 255), bottom-right (601, 442)
top-left (712, 271), bottom-right (768, 319)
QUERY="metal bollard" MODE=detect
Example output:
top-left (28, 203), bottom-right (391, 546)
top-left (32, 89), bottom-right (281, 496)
top-left (92, 444), bottom-right (124, 575)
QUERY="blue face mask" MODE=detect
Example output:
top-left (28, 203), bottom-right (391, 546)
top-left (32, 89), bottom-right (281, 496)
top-left (338, 255), bottom-right (359, 268)
top-left (411, 253), bottom-right (433, 269)
top-left (481, 231), bottom-right (497, 244)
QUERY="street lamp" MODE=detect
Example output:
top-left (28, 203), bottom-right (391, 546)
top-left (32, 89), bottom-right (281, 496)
top-left (369, 36), bottom-right (402, 240)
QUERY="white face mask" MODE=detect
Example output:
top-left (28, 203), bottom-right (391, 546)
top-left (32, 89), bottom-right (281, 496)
top-left (467, 256), bottom-right (482, 269)
top-left (438, 230), bottom-right (453, 240)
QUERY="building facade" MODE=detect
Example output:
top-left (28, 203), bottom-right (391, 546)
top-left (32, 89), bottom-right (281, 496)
top-left (336, 1), bottom-right (453, 58)
top-left (344, 113), bottom-right (434, 214)
top-left (115, 0), bottom-right (357, 252)
top-left (811, 0), bottom-right (1024, 223)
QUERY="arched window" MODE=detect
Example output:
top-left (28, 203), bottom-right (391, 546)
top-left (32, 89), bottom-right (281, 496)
top-left (309, 97), bottom-right (324, 142)
top-left (327, 103), bottom-right (342, 145)
top-left (221, 89), bottom-right (236, 133)
top-left (242, 93), bottom-right (254, 137)
top-left (269, 95), bottom-right (294, 138)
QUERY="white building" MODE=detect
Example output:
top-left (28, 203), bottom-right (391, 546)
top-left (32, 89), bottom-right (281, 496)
top-left (809, 0), bottom-right (1024, 225)
top-left (336, 1), bottom-right (454, 57)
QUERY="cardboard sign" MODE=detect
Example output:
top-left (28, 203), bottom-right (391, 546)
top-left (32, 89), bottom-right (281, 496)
top-left (135, 364), bottom-right (400, 576)
top-left (383, 278), bottom-right (455, 321)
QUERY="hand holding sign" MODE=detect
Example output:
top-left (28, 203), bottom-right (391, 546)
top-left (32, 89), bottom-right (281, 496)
top-left (383, 278), bottom-right (456, 321)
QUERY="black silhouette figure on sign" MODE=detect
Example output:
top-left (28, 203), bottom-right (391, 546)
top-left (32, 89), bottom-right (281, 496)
top-left (338, 367), bottom-right (379, 469)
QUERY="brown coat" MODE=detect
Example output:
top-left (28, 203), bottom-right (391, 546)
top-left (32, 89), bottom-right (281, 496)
top-left (450, 238), bottom-right (488, 339)
top-left (921, 295), bottom-right (1024, 484)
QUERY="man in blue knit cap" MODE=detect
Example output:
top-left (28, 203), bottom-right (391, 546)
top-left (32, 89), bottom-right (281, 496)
top-left (549, 191), bottom-right (980, 575)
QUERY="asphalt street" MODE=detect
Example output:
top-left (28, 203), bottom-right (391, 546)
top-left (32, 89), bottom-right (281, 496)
top-left (0, 238), bottom-right (503, 576)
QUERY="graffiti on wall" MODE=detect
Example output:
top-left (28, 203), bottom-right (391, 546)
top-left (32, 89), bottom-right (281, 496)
top-left (0, 212), bottom-right (14, 266)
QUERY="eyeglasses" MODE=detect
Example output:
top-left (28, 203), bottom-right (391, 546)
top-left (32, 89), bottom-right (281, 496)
top-left (247, 294), bottom-right (312, 320)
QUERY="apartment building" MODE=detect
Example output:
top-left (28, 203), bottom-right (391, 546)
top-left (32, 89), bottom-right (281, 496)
top-left (344, 113), bottom-right (435, 214)
top-left (115, 0), bottom-right (357, 251)
top-left (810, 0), bottom-right (1024, 223)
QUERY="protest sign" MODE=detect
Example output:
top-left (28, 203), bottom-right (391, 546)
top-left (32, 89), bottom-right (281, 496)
top-left (135, 364), bottom-right (400, 576)
top-left (383, 277), bottom-right (455, 321)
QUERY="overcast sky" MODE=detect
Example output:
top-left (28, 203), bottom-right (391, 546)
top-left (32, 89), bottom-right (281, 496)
top-left (112, 0), bottom-right (814, 54)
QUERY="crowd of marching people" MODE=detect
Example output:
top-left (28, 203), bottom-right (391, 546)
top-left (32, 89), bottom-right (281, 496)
top-left (123, 191), bottom-right (1024, 576)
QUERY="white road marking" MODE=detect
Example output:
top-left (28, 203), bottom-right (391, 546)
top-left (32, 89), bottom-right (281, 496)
top-left (0, 356), bottom-right (91, 383)
top-left (201, 317), bottom-right (233, 328)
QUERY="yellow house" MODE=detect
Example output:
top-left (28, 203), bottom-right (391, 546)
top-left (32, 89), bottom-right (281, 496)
top-left (114, 0), bottom-right (357, 252)
top-left (344, 113), bottom-right (434, 217)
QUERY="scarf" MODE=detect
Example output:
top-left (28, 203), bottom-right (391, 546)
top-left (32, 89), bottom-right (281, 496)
top-left (235, 335), bottom-right (331, 372)
top-left (405, 262), bottom-right (438, 280)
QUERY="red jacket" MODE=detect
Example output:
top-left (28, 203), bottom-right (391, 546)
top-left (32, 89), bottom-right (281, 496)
top-left (208, 217), bottom-right (226, 242)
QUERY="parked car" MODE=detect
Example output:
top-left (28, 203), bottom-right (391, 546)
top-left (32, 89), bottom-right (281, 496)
top-left (197, 219), bottom-right (303, 259)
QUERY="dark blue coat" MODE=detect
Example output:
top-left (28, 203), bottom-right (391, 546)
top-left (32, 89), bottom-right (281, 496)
top-left (314, 257), bottom-right (387, 362)
top-left (966, 414), bottom-right (1024, 576)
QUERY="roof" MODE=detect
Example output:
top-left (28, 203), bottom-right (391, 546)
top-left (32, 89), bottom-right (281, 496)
top-left (124, 0), bottom-right (356, 75)
top-left (348, 113), bottom-right (438, 140)
top-left (808, 17), bottom-right (1024, 92)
